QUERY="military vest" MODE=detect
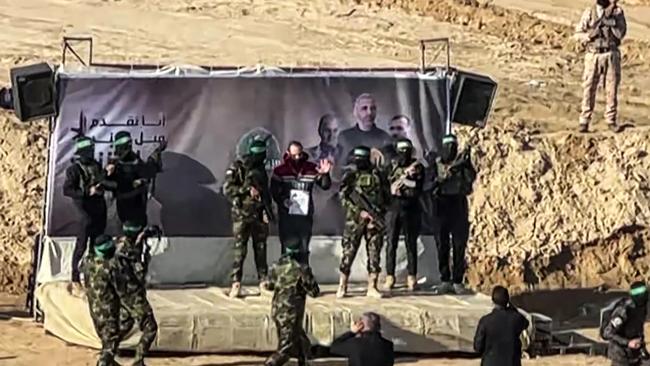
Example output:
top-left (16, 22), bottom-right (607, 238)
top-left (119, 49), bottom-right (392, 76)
top-left (354, 168), bottom-right (383, 206)
top-left (76, 160), bottom-right (104, 192)
top-left (588, 5), bottom-right (620, 50)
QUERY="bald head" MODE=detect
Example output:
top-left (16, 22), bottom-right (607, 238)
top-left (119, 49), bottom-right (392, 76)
top-left (353, 93), bottom-right (377, 131)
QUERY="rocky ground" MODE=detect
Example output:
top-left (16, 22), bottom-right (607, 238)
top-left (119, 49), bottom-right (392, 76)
top-left (1, 0), bottom-right (650, 363)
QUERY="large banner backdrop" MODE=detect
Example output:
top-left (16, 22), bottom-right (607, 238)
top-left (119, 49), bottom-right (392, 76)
top-left (46, 70), bottom-right (448, 238)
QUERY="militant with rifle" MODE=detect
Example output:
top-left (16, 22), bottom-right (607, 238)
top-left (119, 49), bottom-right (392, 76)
top-left (390, 160), bottom-right (421, 196)
top-left (348, 188), bottom-right (386, 231)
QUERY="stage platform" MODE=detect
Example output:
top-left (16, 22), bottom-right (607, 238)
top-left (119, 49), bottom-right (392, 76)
top-left (35, 281), bottom-right (525, 354)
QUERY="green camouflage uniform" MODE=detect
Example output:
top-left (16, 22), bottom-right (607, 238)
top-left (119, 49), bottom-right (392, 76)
top-left (265, 255), bottom-right (320, 366)
top-left (339, 166), bottom-right (390, 276)
top-left (113, 236), bottom-right (158, 363)
top-left (223, 160), bottom-right (270, 282)
top-left (84, 256), bottom-right (121, 366)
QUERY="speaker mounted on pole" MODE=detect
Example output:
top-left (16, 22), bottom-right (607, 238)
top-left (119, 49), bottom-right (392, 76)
top-left (10, 62), bottom-right (57, 122)
top-left (450, 71), bottom-right (497, 128)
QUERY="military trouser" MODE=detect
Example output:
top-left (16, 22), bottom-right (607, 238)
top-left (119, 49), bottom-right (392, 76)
top-left (385, 203), bottom-right (421, 276)
top-left (278, 214), bottom-right (313, 266)
top-left (339, 217), bottom-right (384, 276)
top-left (435, 195), bottom-right (469, 284)
top-left (231, 217), bottom-right (269, 282)
top-left (266, 308), bottom-right (311, 366)
top-left (72, 198), bottom-right (107, 282)
top-left (87, 294), bottom-right (120, 366)
top-left (116, 195), bottom-right (148, 228)
top-left (580, 50), bottom-right (621, 127)
top-left (119, 288), bottom-right (158, 361)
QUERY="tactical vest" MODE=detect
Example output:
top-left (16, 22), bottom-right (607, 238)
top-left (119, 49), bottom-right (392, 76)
top-left (355, 169), bottom-right (383, 205)
top-left (76, 160), bottom-right (103, 192)
top-left (588, 5), bottom-right (620, 50)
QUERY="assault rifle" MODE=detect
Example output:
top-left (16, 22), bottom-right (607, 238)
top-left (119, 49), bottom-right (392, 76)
top-left (390, 160), bottom-right (421, 196)
top-left (432, 146), bottom-right (474, 196)
top-left (348, 188), bottom-right (386, 231)
top-left (245, 169), bottom-right (276, 223)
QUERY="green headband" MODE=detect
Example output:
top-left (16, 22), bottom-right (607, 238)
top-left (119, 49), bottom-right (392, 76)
top-left (442, 136), bottom-right (457, 144)
top-left (113, 136), bottom-right (132, 146)
top-left (94, 240), bottom-right (114, 257)
top-left (249, 145), bottom-right (266, 154)
top-left (353, 148), bottom-right (370, 157)
top-left (75, 139), bottom-right (94, 150)
top-left (630, 286), bottom-right (647, 296)
top-left (123, 224), bottom-right (142, 233)
top-left (396, 141), bottom-right (412, 150)
top-left (285, 246), bottom-right (300, 254)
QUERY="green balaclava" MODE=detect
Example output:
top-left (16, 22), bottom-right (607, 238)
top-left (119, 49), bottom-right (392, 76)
top-left (74, 136), bottom-right (95, 162)
top-left (395, 138), bottom-right (414, 165)
top-left (113, 131), bottom-right (133, 159)
top-left (122, 221), bottom-right (143, 240)
top-left (352, 145), bottom-right (371, 170)
top-left (246, 139), bottom-right (267, 167)
top-left (94, 234), bottom-right (116, 259)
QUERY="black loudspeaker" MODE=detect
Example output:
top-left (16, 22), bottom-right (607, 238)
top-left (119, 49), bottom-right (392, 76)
top-left (10, 62), bottom-right (56, 122)
top-left (450, 71), bottom-right (497, 128)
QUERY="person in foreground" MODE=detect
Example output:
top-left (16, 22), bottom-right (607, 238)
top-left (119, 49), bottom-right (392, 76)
top-left (473, 286), bottom-right (529, 366)
top-left (602, 281), bottom-right (649, 366)
top-left (264, 240), bottom-right (320, 366)
top-left (330, 312), bottom-right (394, 366)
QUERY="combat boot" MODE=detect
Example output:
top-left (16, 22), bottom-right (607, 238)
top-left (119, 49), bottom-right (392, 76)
top-left (336, 274), bottom-right (348, 299)
top-left (384, 275), bottom-right (395, 291)
top-left (453, 283), bottom-right (472, 295)
top-left (229, 282), bottom-right (241, 298)
top-left (406, 275), bottom-right (417, 291)
top-left (432, 281), bottom-right (453, 295)
top-left (259, 280), bottom-right (273, 295)
top-left (366, 273), bottom-right (383, 299)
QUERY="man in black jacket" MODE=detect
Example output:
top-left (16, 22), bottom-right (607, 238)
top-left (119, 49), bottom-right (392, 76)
top-left (330, 312), bottom-right (394, 366)
top-left (473, 286), bottom-right (529, 366)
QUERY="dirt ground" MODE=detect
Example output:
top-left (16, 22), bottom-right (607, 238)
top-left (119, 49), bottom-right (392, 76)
top-left (2, 0), bottom-right (650, 364)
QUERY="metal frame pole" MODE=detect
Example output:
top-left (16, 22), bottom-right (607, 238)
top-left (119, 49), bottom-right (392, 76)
top-left (419, 38), bottom-right (452, 135)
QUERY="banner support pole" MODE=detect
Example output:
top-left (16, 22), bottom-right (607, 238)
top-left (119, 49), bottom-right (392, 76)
top-left (419, 38), bottom-right (453, 136)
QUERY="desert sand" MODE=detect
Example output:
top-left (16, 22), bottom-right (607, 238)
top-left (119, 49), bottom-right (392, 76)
top-left (1, 0), bottom-right (650, 364)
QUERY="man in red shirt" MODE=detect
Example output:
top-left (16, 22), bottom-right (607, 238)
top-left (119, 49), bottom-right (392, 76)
top-left (271, 141), bottom-right (332, 265)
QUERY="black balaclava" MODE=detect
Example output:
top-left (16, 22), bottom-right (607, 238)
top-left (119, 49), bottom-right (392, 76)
top-left (441, 134), bottom-right (458, 164)
top-left (75, 136), bottom-right (95, 163)
top-left (113, 131), bottom-right (133, 160)
top-left (352, 146), bottom-right (372, 170)
top-left (395, 138), bottom-right (414, 166)
top-left (630, 281), bottom-right (649, 307)
top-left (122, 221), bottom-right (143, 241)
top-left (245, 140), bottom-right (267, 167)
top-left (94, 234), bottom-right (116, 259)
top-left (597, 0), bottom-right (611, 7)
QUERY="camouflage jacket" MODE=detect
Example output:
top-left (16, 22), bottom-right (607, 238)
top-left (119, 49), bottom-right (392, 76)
top-left (269, 256), bottom-right (320, 317)
top-left (113, 236), bottom-right (148, 295)
top-left (223, 160), bottom-right (271, 220)
top-left (340, 166), bottom-right (390, 218)
top-left (387, 158), bottom-right (424, 205)
top-left (434, 151), bottom-right (476, 197)
top-left (84, 256), bottom-right (120, 322)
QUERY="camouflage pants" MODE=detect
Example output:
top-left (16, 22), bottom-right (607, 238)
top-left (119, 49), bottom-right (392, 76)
top-left (339, 218), bottom-right (384, 276)
top-left (265, 307), bottom-right (310, 366)
top-left (580, 50), bottom-right (621, 126)
top-left (232, 218), bottom-right (269, 282)
top-left (88, 295), bottom-right (120, 366)
top-left (119, 288), bottom-right (158, 359)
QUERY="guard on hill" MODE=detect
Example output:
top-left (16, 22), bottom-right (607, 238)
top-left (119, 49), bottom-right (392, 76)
top-left (431, 134), bottom-right (476, 295)
top-left (338, 145), bottom-right (390, 299)
top-left (105, 131), bottom-right (165, 228)
top-left (264, 240), bottom-right (320, 366)
top-left (574, 0), bottom-right (627, 133)
top-left (602, 281), bottom-right (650, 366)
top-left (64, 136), bottom-right (115, 295)
top-left (384, 138), bottom-right (424, 292)
top-left (113, 222), bottom-right (159, 366)
top-left (84, 234), bottom-right (121, 366)
top-left (223, 139), bottom-right (272, 298)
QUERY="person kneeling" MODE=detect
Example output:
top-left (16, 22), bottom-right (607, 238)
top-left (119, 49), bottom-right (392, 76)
top-left (265, 241), bottom-right (320, 366)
